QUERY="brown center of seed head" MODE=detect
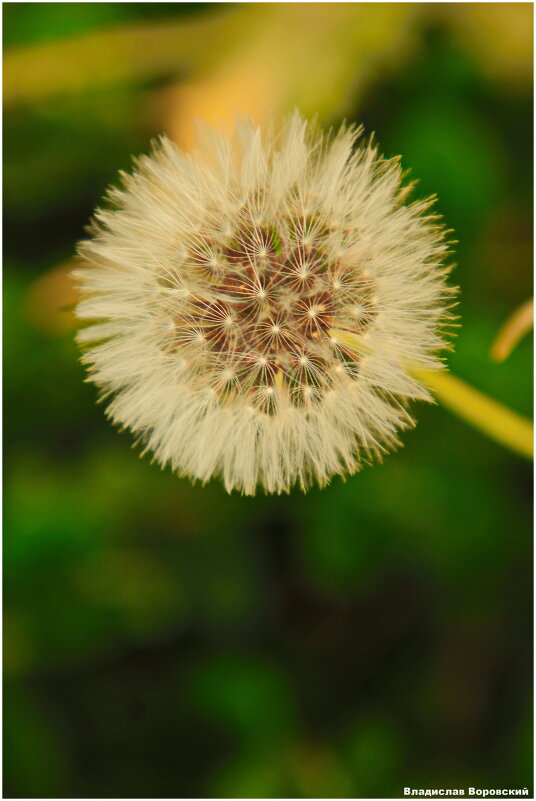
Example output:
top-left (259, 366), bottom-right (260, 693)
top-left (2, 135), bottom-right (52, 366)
top-left (163, 221), bottom-right (377, 413)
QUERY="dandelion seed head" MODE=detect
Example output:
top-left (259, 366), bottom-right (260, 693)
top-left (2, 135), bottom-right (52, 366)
top-left (75, 113), bottom-right (455, 494)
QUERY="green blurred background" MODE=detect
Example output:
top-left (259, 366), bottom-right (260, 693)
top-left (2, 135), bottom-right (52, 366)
top-left (3, 3), bottom-right (533, 798)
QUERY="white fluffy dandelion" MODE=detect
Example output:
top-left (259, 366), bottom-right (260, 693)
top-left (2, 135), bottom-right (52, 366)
top-left (75, 114), bottom-right (454, 494)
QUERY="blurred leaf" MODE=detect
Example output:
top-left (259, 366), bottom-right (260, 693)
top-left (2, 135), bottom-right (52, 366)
top-left (441, 3), bottom-right (533, 91)
top-left (4, 8), bottom-right (243, 104)
top-left (190, 654), bottom-right (297, 742)
top-left (390, 97), bottom-right (506, 230)
top-left (164, 3), bottom-right (422, 147)
top-left (4, 89), bottom-right (148, 216)
top-left (3, 2), bottom-right (124, 48)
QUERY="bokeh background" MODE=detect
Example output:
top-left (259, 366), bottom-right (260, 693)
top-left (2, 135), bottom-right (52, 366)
top-left (4, 3), bottom-right (533, 798)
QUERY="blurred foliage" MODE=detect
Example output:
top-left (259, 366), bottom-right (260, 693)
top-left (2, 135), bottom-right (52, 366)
top-left (3, 3), bottom-right (533, 798)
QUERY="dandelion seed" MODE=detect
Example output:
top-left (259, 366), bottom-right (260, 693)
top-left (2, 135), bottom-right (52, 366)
top-left (75, 113), bottom-right (455, 495)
